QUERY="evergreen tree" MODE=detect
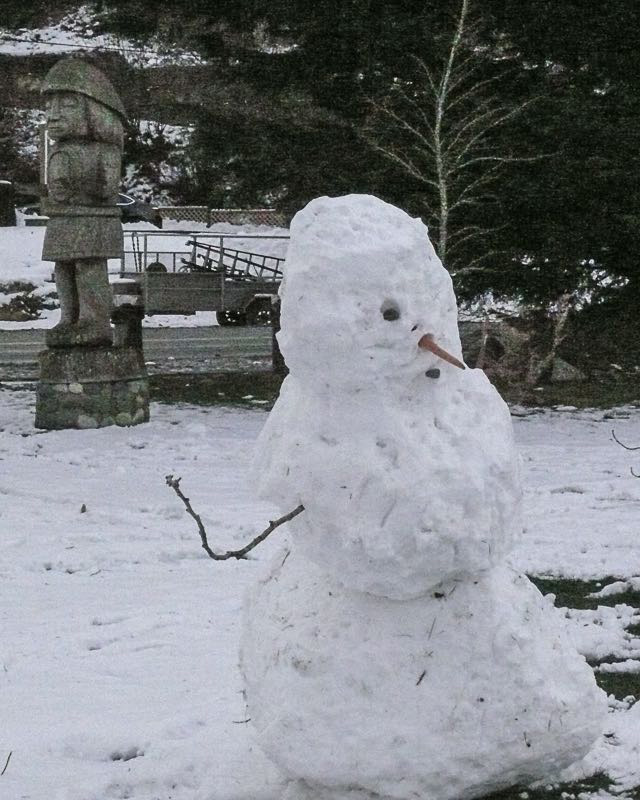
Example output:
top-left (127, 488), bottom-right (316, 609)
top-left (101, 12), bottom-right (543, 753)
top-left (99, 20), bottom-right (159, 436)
top-left (483, 1), bottom-right (640, 306)
top-left (9, 0), bottom-right (638, 311)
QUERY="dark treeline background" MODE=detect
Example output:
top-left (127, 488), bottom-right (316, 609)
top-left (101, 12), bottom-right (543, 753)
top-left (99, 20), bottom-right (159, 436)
top-left (2, 0), bottom-right (639, 317)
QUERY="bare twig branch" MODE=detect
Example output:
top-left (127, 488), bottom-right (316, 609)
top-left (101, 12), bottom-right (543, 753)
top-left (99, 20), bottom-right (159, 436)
top-left (165, 474), bottom-right (304, 561)
top-left (1, 752), bottom-right (12, 777)
top-left (446, 72), bottom-right (503, 112)
top-left (450, 249), bottom-right (503, 274)
top-left (611, 430), bottom-right (640, 452)
top-left (367, 96), bottom-right (435, 153)
top-left (366, 140), bottom-right (439, 186)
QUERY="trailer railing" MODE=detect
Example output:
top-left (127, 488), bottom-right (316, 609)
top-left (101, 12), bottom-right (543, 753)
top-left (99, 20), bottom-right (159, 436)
top-left (121, 231), bottom-right (290, 277)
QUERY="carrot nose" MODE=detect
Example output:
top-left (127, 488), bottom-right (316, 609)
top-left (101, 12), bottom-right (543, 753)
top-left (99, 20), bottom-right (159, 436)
top-left (418, 334), bottom-right (465, 370)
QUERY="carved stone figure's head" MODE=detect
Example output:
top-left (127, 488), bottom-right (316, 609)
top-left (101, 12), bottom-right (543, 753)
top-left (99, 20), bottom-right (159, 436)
top-left (45, 92), bottom-right (89, 141)
top-left (42, 58), bottom-right (126, 148)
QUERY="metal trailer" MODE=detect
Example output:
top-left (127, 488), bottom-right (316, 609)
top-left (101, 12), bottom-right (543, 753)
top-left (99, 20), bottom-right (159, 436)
top-left (115, 230), bottom-right (288, 326)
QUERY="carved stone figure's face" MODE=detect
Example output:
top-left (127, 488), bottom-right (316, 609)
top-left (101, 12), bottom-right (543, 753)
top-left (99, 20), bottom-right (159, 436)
top-left (45, 92), bottom-right (88, 141)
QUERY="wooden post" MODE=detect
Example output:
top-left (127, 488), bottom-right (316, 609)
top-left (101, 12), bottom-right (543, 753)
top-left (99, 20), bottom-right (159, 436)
top-left (0, 181), bottom-right (16, 226)
top-left (271, 297), bottom-right (287, 375)
top-left (38, 121), bottom-right (48, 189)
top-left (111, 281), bottom-right (144, 349)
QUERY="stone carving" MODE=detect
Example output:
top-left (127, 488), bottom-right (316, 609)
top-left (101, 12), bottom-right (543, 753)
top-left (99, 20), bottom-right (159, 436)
top-left (41, 58), bottom-right (126, 348)
top-left (35, 58), bottom-right (150, 431)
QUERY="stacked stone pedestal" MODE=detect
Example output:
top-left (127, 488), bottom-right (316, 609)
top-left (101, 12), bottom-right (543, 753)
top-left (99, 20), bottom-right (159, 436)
top-left (36, 346), bottom-right (149, 430)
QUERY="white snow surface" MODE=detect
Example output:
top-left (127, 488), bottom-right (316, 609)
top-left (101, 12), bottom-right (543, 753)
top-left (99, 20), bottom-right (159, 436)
top-left (255, 195), bottom-right (522, 597)
top-left (1, 389), bottom-right (640, 799)
top-left (244, 196), bottom-right (607, 799)
top-left (0, 394), bottom-right (284, 800)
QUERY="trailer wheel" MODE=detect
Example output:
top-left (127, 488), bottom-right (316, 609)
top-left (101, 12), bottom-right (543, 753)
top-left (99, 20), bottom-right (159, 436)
top-left (245, 297), bottom-right (273, 326)
top-left (216, 310), bottom-right (247, 326)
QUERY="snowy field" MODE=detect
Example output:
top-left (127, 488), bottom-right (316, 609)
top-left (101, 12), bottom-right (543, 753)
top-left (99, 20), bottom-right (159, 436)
top-left (1, 390), bottom-right (640, 799)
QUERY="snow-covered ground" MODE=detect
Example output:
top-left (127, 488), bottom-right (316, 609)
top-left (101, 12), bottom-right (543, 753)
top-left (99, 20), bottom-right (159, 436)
top-left (516, 405), bottom-right (640, 578)
top-left (1, 392), bottom-right (640, 799)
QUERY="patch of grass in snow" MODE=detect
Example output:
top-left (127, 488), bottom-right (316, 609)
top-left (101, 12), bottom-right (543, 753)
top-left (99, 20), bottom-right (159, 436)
top-left (153, 369), bottom-right (639, 410)
top-left (593, 671), bottom-right (640, 701)
top-left (531, 575), bottom-right (640, 614)
top-left (532, 575), bottom-right (640, 703)
top-left (626, 621), bottom-right (640, 637)
top-left (481, 772), bottom-right (612, 800)
top-left (495, 375), bottom-right (640, 410)
top-left (529, 576), bottom-right (611, 610)
top-left (150, 371), bottom-right (284, 408)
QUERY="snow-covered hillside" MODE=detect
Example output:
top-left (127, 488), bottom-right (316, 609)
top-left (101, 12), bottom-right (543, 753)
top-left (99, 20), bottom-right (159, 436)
top-left (0, 4), bottom-right (205, 66)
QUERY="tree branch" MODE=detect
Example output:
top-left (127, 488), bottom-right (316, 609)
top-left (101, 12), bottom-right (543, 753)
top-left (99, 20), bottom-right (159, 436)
top-left (451, 254), bottom-right (501, 274)
top-left (368, 96), bottom-right (436, 152)
top-left (446, 73), bottom-right (503, 112)
top-left (611, 430), bottom-right (640, 452)
top-left (1, 752), bottom-right (11, 777)
top-left (453, 100), bottom-right (538, 160)
top-left (444, 104), bottom-right (511, 158)
top-left (410, 55), bottom-right (440, 98)
top-left (366, 139), bottom-right (439, 186)
top-left (165, 475), bottom-right (304, 561)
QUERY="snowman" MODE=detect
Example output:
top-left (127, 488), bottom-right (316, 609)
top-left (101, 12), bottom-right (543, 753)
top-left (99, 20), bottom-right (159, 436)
top-left (241, 195), bottom-right (606, 800)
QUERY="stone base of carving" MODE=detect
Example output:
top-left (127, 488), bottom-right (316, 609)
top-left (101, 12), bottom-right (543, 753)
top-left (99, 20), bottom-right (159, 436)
top-left (35, 346), bottom-right (149, 430)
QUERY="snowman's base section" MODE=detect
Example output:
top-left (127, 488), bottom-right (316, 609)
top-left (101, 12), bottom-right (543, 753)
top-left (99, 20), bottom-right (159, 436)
top-left (242, 551), bottom-right (607, 800)
top-left (35, 347), bottom-right (149, 430)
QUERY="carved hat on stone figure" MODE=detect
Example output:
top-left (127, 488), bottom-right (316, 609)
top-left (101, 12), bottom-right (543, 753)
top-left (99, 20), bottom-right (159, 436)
top-left (42, 58), bottom-right (126, 119)
top-left (42, 59), bottom-right (126, 147)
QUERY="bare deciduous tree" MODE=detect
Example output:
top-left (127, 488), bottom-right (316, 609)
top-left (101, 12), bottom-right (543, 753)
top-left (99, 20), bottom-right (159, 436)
top-left (364, 0), bottom-right (532, 274)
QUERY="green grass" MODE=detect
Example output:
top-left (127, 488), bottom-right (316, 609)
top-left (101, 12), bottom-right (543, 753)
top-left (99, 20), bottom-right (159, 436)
top-left (482, 772), bottom-right (613, 800)
top-left (531, 575), bottom-right (640, 701)
top-left (456, 571), bottom-right (640, 799)
top-left (529, 576), bottom-right (613, 610)
top-left (595, 670), bottom-right (640, 701)
top-left (496, 574), bottom-right (640, 799)
top-left (149, 371), bottom-right (284, 408)
top-left (149, 369), bottom-right (640, 411)
top-left (531, 575), bottom-right (640, 617)
top-left (495, 375), bottom-right (640, 409)
top-left (5, 364), bottom-right (639, 410)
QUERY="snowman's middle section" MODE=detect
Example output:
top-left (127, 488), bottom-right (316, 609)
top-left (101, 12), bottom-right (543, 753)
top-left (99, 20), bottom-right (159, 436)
top-left (256, 365), bottom-right (521, 599)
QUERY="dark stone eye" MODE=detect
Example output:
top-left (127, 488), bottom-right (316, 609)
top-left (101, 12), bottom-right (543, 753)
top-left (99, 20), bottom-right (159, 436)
top-left (425, 368), bottom-right (441, 379)
top-left (382, 306), bottom-right (400, 321)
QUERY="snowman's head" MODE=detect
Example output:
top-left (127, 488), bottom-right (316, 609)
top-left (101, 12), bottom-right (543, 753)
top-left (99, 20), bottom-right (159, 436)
top-left (278, 195), bottom-right (464, 389)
